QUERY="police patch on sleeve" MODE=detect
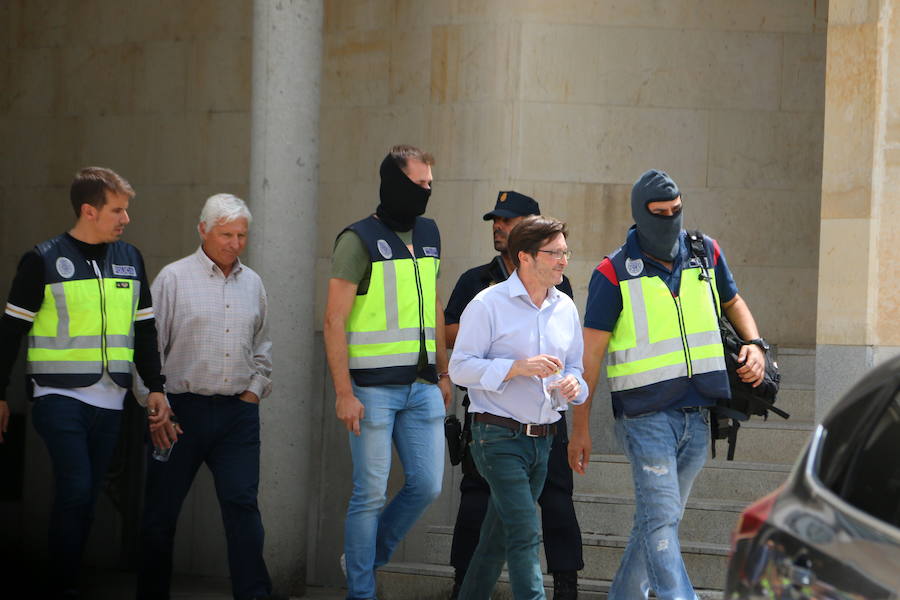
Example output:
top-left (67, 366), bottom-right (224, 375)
top-left (56, 257), bottom-right (75, 279)
top-left (112, 264), bottom-right (137, 277)
top-left (423, 246), bottom-right (438, 257)
top-left (376, 239), bottom-right (393, 259)
top-left (625, 257), bottom-right (644, 277)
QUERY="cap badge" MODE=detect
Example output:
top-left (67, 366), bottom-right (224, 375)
top-left (499, 192), bottom-right (507, 202)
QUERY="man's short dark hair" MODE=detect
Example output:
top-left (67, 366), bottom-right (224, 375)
top-left (70, 167), bottom-right (135, 218)
top-left (507, 215), bottom-right (568, 268)
top-left (388, 144), bottom-right (435, 170)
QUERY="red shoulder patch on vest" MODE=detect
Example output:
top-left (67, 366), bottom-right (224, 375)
top-left (596, 258), bottom-right (618, 286)
top-left (711, 238), bottom-right (721, 266)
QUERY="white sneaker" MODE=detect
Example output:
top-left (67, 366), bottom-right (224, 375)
top-left (340, 552), bottom-right (347, 578)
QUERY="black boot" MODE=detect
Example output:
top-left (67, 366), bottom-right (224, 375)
top-left (449, 569), bottom-right (465, 600)
top-left (552, 570), bottom-right (578, 600)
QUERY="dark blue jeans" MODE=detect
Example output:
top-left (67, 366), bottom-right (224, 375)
top-left (31, 394), bottom-right (124, 593)
top-left (458, 421), bottom-right (553, 600)
top-left (137, 393), bottom-right (270, 600)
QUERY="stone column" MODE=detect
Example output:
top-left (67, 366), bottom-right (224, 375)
top-left (815, 0), bottom-right (900, 418)
top-left (248, 0), bottom-right (322, 594)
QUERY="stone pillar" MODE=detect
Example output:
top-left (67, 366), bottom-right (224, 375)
top-left (815, 0), bottom-right (900, 418)
top-left (248, 0), bottom-right (322, 594)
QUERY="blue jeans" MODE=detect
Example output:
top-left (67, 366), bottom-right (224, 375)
top-left (609, 407), bottom-right (709, 600)
top-left (30, 394), bottom-right (123, 592)
top-left (458, 421), bottom-right (553, 600)
top-left (137, 393), bottom-right (270, 600)
top-left (344, 382), bottom-right (444, 600)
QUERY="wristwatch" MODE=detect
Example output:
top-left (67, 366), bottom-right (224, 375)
top-left (747, 338), bottom-right (770, 353)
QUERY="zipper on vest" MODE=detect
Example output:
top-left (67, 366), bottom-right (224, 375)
top-left (673, 294), bottom-right (692, 378)
top-left (91, 260), bottom-right (109, 373)
top-left (411, 256), bottom-right (426, 353)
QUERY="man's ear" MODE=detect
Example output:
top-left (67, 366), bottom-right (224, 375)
top-left (80, 203), bottom-right (96, 220)
top-left (198, 222), bottom-right (207, 236)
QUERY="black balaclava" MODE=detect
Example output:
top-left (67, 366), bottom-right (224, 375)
top-left (376, 153), bottom-right (431, 232)
top-left (631, 169), bottom-right (683, 262)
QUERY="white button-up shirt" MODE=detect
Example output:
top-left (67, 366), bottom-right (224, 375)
top-left (449, 270), bottom-right (588, 425)
top-left (151, 247), bottom-right (272, 398)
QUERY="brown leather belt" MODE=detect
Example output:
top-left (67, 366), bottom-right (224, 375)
top-left (474, 412), bottom-right (557, 438)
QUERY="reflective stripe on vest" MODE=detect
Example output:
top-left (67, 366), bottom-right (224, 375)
top-left (607, 267), bottom-right (725, 392)
top-left (346, 256), bottom-right (439, 369)
top-left (27, 278), bottom-right (140, 376)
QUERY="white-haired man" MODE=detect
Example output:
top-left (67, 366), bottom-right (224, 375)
top-left (137, 194), bottom-right (274, 600)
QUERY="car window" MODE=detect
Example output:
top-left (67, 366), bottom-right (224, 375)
top-left (817, 387), bottom-right (884, 494)
top-left (839, 387), bottom-right (900, 529)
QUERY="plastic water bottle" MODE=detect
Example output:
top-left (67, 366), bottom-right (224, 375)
top-left (151, 416), bottom-right (178, 462)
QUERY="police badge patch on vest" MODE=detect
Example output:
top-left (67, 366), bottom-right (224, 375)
top-left (112, 264), bottom-right (137, 277)
top-left (376, 239), bottom-right (393, 259)
top-left (56, 257), bottom-right (75, 279)
top-left (116, 281), bottom-right (130, 288)
top-left (625, 257), bottom-right (643, 277)
top-left (423, 246), bottom-right (438, 257)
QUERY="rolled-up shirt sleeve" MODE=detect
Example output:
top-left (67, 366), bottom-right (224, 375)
top-left (448, 299), bottom-right (512, 393)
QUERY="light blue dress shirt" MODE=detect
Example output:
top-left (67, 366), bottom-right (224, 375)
top-left (449, 270), bottom-right (588, 425)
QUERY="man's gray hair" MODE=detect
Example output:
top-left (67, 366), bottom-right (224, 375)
top-left (199, 193), bottom-right (252, 233)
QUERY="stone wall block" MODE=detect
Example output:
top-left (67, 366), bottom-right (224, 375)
top-left (708, 109), bottom-right (824, 190)
top-left (828, 0), bottom-right (882, 25)
top-left (515, 0), bottom-right (823, 33)
top-left (521, 24), bottom-right (781, 110)
top-left (425, 103), bottom-right (513, 180)
top-left (517, 103), bottom-right (709, 186)
top-left (886, 1), bottom-right (900, 146)
top-left (875, 155), bottom-right (900, 345)
top-left (187, 38), bottom-right (252, 112)
top-left (816, 218), bottom-right (872, 345)
top-left (319, 105), bottom-right (426, 183)
top-left (134, 41), bottom-right (189, 114)
top-left (686, 188), bottom-right (820, 268)
top-left (781, 32), bottom-right (827, 112)
top-left (62, 44), bottom-right (143, 117)
top-left (78, 115), bottom-right (153, 185)
top-left (2, 186), bottom-right (72, 258)
top-left (146, 114), bottom-right (211, 185)
top-left (324, 0), bottom-right (394, 33)
top-left (430, 23), bottom-right (515, 104)
top-left (7, 46), bottom-right (59, 116)
top-left (16, 117), bottom-right (83, 187)
top-left (322, 29), bottom-right (390, 107)
top-left (730, 264), bottom-right (819, 346)
top-left (207, 111), bottom-right (251, 185)
top-left (389, 28), bottom-right (432, 106)
top-left (8, 0), bottom-right (67, 48)
top-left (820, 23), bottom-right (877, 218)
top-left (60, 0), bottom-right (133, 47)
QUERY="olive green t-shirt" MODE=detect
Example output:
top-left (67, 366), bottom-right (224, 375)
top-left (331, 229), bottom-right (439, 380)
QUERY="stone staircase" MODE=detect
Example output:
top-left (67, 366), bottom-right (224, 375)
top-left (376, 346), bottom-right (816, 599)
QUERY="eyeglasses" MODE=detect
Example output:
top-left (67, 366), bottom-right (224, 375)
top-left (537, 249), bottom-right (573, 261)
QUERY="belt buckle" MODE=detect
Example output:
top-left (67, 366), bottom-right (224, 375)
top-left (524, 423), bottom-right (541, 437)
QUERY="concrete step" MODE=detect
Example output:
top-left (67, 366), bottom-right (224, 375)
top-left (573, 493), bottom-right (743, 545)
top-left (423, 527), bottom-right (728, 589)
top-left (772, 384), bottom-right (814, 422)
top-left (578, 454), bottom-right (791, 503)
top-left (773, 346), bottom-right (815, 388)
top-left (719, 420), bottom-right (812, 464)
top-left (377, 561), bottom-right (724, 599)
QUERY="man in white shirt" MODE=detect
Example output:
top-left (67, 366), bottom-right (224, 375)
top-left (137, 194), bottom-right (274, 600)
top-left (449, 216), bottom-right (588, 600)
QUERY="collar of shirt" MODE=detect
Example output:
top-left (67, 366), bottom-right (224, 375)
top-left (193, 246), bottom-right (244, 279)
top-left (505, 269), bottom-right (561, 309)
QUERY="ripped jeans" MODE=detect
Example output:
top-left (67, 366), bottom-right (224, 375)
top-left (609, 407), bottom-right (709, 600)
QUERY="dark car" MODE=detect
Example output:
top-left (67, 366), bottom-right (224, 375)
top-left (725, 354), bottom-right (900, 599)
